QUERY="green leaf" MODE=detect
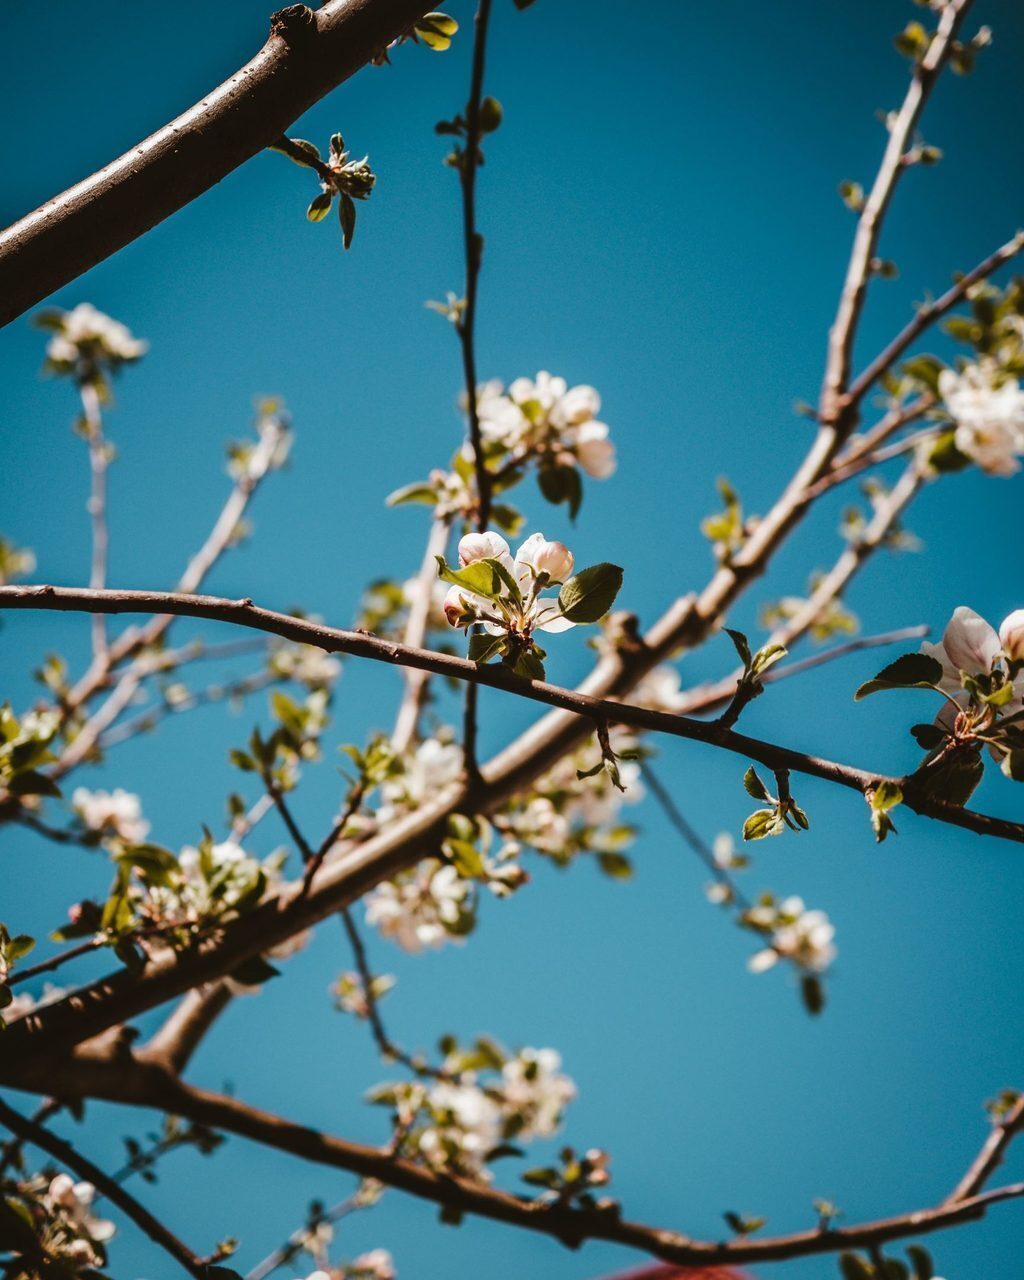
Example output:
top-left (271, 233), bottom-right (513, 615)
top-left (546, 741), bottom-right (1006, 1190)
top-left (725, 628), bottom-right (752, 669)
top-left (558, 563), bottom-right (623, 624)
top-left (751, 642), bottom-right (787, 677)
top-left (478, 96), bottom-right (503, 133)
top-left (445, 839), bottom-right (485, 879)
top-left (743, 809), bottom-right (781, 841)
top-left (538, 464), bottom-right (583, 520)
top-left (926, 430), bottom-right (971, 474)
top-left (306, 191), bottom-right (333, 222)
top-left (339, 192), bottom-right (357, 249)
top-left (910, 722), bottom-right (946, 750)
top-left (513, 648), bottom-right (546, 681)
top-left (801, 974), bottom-right (825, 1016)
top-left (416, 11), bottom-right (459, 49)
top-left (1001, 749), bottom-right (1024, 782)
top-left (854, 653), bottom-right (943, 700)
top-left (723, 1212), bottom-right (766, 1236)
top-left (386, 482), bottom-right (439, 508)
top-left (906, 1245), bottom-right (934, 1280)
top-left (597, 851), bottom-right (634, 880)
top-left (7, 770), bottom-right (61, 798)
top-left (7, 936), bottom-right (35, 963)
top-left (839, 1254), bottom-right (875, 1280)
top-left (870, 780), bottom-right (903, 812)
top-left (902, 354), bottom-right (944, 392)
top-left (743, 765), bottom-right (771, 801)
top-left (918, 749), bottom-right (984, 808)
top-left (436, 555), bottom-right (507, 604)
top-left (229, 956), bottom-right (281, 987)
top-left (468, 632), bottom-right (505, 665)
top-left (521, 1167), bottom-right (558, 1187)
top-left (271, 138), bottom-right (321, 166)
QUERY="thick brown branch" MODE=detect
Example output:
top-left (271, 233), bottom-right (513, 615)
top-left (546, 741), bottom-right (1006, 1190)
top-left (0, 0), bottom-right (436, 327)
top-left (74, 1073), bottom-right (1024, 1270)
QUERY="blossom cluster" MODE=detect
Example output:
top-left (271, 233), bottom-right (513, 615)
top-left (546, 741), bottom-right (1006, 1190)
top-left (856, 605), bottom-right (1024, 800)
top-left (72, 787), bottom-right (149, 845)
top-left (37, 302), bottom-right (147, 385)
top-left (86, 834), bottom-right (307, 986)
top-left (369, 1039), bottom-right (577, 1180)
top-left (1, 1172), bottom-right (117, 1273)
top-left (476, 372), bottom-right (616, 479)
top-left (305, 1250), bottom-right (396, 1280)
top-left (226, 398), bottom-right (294, 484)
top-left (388, 372), bottom-right (615, 525)
top-left (362, 714), bottom-right (656, 952)
top-left (495, 725), bottom-right (643, 872)
top-left (744, 895), bottom-right (838, 977)
top-left (937, 361), bottom-right (1024, 476)
top-left (439, 530), bottom-right (622, 679)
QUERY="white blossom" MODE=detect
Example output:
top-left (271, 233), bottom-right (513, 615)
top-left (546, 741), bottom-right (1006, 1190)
top-left (271, 642), bottom-right (342, 688)
top-left (377, 737), bottom-right (463, 825)
top-left (364, 859), bottom-right (470, 952)
top-left (939, 362), bottom-right (1024, 476)
top-left (921, 605), bottom-right (1002, 691)
top-left (348, 1249), bottom-right (396, 1280)
top-left (499, 1047), bottom-right (577, 1138)
top-left (419, 1080), bottom-right (502, 1176)
top-left (444, 530), bottom-right (577, 636)
top-left (747, 896), bottom-right (836, 975)
top-left (44, 302), bottom-right (147, 370)
top-left (999, 609), bottom-right (1024, 663)
top-left (474, 371), bottom-right (617, 476)
top-left (71, 787), bottom-right (149, 843)
top-left (44, 1173), bottom-right (116, 1267)
top-left (633, 664), bottom-right (688, 714)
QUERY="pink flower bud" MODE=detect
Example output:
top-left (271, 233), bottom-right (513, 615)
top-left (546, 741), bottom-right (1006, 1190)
top-left (458, 531), bottom-right (510, 566)
top-left (999, 609), bottom-right (1024, 662)
top-left (942, 606), bottom-right (1001, 675)
top-left (443, 585), bottom-right (476, 627)
top-left (517, 534), bottom-right (574, 584)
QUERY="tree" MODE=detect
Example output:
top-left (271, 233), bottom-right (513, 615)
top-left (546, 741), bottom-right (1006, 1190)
top-left (0, 0), bottom-right (1022, 1277)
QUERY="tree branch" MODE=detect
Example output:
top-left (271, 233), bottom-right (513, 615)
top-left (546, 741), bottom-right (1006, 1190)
top-left (71, 1072), bottom-right (1024, 1271)
top-left (0, 1095), bottom-right (211, 1279)
top-left (0, 0), bottom-right (437, 327)
top-left (848, 230), bottom-right (1024, 407)
top-left (820, 0), bottom-right (971, 419)
top-left (0, 584), bottom-right (1018, 845)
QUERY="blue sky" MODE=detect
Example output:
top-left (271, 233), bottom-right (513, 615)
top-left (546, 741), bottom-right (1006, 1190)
top-left (2, 2), bottom-right (1023, 1277)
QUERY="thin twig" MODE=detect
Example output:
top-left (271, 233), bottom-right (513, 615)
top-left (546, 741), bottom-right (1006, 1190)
top-left (337, 907), bottom-right (446, 1080)
top-left (821, 0), bottom-right (971, 419)
top-left (455, 0), bottom-right (495, 781)
top-left (392, 518), bottom-right (450, 752)
top-left (99, 670), bottom-right (275, 750)
top-left (640, 761), bottom-right (752, 911)
top-left (245, 1191), bottom-right (373, 1280)
top-left (81, 381), bottom-right (109, 660)
top-left (947, 1093), bottom-right (1024, 1204)
top-left (849, 230), bottom-right (1024, 407)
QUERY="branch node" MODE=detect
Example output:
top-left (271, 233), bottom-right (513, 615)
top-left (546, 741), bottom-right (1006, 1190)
top-left (270, 4), bottom-right (318, 45)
